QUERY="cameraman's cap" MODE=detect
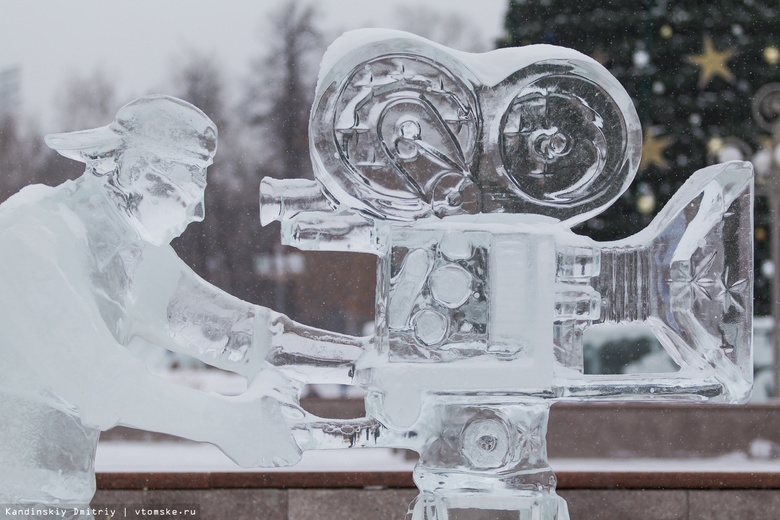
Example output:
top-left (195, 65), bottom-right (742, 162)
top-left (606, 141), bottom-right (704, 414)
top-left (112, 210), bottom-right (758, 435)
top-left (45, 95), bottom-right (217, 167)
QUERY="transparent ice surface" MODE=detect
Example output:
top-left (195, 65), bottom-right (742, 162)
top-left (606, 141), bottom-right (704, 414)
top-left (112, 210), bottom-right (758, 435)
top-left (0, 95), bottom-right (364, 517)
top-left (260, 30), bottom-right (754, 520)
top-left (309, 30), bottom-right (641, 226)
top-left (0, 30), bottom-right (753, 520)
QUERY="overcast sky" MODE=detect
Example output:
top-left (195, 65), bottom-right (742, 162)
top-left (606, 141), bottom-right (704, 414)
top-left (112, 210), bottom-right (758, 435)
top-left (0, 0), bottom-right (507, 128)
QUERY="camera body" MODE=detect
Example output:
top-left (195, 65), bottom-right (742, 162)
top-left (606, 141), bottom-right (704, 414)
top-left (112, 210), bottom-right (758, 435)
top-left (260, 29), bottom-right (754, 520)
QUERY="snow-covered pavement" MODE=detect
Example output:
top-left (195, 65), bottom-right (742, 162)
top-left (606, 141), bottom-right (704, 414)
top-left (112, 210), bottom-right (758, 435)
top-left (95, 441), bottom-right (416, 472)
top-left (95, 440), bottom-right (780, 473)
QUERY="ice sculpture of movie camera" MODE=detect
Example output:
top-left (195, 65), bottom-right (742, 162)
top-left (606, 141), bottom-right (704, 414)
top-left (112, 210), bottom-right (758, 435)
top-left (260, 30), bottom-right (753, 520)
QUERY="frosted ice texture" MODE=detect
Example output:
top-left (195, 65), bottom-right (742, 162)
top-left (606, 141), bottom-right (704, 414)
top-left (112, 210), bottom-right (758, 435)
top-left (0, 95), bottom-right (366, 517)
top-left (0, 30), bottom-right (754, 520)
top-left (260, 30), bottom-right (755, 520)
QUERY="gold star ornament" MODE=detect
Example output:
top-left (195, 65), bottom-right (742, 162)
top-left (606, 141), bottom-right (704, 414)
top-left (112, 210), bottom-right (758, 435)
top-left (685, 37), bottom-right (736, 87)
top-left (640, 128), bottom-right (673, 171)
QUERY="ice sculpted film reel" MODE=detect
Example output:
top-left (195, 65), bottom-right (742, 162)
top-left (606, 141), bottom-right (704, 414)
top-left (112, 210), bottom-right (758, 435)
top-left (310, 32), bottom-right (641, 225)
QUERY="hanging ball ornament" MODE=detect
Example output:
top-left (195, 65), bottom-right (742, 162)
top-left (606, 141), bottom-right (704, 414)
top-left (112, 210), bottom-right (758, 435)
top-left (753, 84), bottom-right (780, 132)
top-left (660, 25), bottom-right (673, 39)
top-left (764, 46), bottom-right (780, 66)
top-left (707, 137), bottom-right (724, 154)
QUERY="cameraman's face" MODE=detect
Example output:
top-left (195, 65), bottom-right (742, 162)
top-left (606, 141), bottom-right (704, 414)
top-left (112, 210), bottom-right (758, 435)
top-left (117, 149), bottom-right (208, 246)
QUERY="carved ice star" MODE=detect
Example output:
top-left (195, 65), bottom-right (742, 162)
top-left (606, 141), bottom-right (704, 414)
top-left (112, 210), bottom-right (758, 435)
top-left (672, 250), bottom-right (719, 300)
top-left (717, 265), bottom-right (747, 314)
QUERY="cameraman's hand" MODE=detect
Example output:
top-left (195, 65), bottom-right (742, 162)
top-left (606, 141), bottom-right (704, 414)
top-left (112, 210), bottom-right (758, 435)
top-left (218, 368), bottom-right (304, 468)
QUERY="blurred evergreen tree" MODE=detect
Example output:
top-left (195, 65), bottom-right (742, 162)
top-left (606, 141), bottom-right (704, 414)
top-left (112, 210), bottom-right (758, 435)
top-left (499, 0), bottom-right (779, 315)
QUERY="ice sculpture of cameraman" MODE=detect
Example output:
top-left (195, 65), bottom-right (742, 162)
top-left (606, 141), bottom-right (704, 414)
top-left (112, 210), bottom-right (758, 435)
top-left (0, 95), bottom-right (364, 511)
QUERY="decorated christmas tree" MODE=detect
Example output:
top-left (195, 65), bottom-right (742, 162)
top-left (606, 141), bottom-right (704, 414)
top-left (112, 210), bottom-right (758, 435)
top-left (499, 0), bottom-right (779, 314)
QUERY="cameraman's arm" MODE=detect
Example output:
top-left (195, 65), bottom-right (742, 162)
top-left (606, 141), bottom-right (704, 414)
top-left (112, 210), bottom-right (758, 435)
top-left (130, 243), bottom-right (367, 382)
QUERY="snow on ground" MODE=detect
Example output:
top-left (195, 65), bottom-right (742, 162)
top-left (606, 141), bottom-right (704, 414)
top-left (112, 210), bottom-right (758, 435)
top-left (551, 454), bottom-right (780, 473)
top-left (95, 440), bottom-right (780, 473)
top-left (95, 442), bottom-right (415, 472)
top-left (99, 359), bottom-right (780, 474)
